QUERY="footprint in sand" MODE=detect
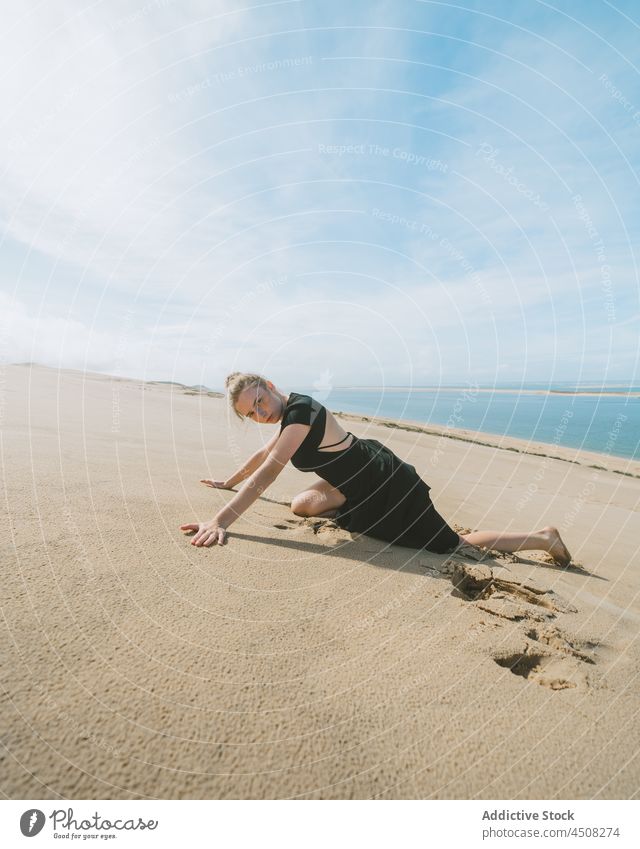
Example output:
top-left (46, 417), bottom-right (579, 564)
top-left (448, 560), bottom-right (577, 616)
top-left (524, 625), bottom-right (598, 665)
top-left (493, 648), bottom-right (588, 690)
top-left (442, 554), bottom-right (598, 690)
top-left (489, 616), bottom-right (600, 691)
top-left (492, 632), bottom-right (599, 690)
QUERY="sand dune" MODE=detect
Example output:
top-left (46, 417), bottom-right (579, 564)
top-left (1, 364), bottom-right (639, 799)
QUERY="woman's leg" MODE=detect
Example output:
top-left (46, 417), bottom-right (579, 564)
top-left (291, 479), bottom-right (346, 519)
top-left (459, 525), bottom-right (572, 566)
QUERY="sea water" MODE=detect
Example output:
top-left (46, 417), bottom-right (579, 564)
top-left (298, 385), bottom-right (639, 462)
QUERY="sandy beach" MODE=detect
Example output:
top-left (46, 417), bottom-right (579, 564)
top-left (2, 363), bottom-right (639, 799)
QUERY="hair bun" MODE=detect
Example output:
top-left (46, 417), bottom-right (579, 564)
top-left (224, 371), bottom-right (241, 388)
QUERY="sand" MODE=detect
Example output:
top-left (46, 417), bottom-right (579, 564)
top-left (1, 363), bottom-right (639, 799)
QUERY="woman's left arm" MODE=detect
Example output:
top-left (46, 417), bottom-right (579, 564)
top-left (180, 423), bottom-right (310, 547)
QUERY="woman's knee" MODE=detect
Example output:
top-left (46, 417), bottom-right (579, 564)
top-left (291, 483), bottom-right (346, 517)
top-left (291, 491), bottom-right (324, 517)
top-left (290, 497), bottom-right (308, 516)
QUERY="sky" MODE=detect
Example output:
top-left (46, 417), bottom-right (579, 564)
top-left (1, 0), bottom-right (639, 390)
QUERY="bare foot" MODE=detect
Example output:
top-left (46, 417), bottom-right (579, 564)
top-left (542, 526), bottom-right (572, 567)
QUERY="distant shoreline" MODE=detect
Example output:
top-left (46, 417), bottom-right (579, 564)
top-left (13, 366), bottom-right (638, 397)
top-left (13, 364), bottom-right (639, 476)
top-left (334, 386), bottom-right (640, 398)
top-left (330, 408), bottom-right (640, 480)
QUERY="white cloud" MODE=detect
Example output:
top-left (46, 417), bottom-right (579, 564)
top-left (1, 1), bottom-right (637, 386)
top-left (0, 0), bottom-right (278, 295)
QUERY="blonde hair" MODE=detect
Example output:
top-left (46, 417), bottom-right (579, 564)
top-left (225, 372), bottom-right (269, 421)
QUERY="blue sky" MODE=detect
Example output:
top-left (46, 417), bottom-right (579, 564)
top-left (1, 0), bottom-right (638, 389)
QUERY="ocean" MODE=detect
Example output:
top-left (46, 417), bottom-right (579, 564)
top-left (297, 384), bottom-right (639, 462)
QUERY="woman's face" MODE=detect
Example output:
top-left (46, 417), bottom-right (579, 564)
top-left (235, 382), bottom-right (284, 424)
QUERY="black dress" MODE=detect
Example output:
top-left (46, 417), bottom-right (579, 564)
top-left (280, 392), bottom-right (460, 554)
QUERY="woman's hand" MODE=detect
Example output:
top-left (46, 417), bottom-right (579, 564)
top-left (200, 479), bottom-right (235, 490)
top-left (180, 519), bottom-right (228, 547)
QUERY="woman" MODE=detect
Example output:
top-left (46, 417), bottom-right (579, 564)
top-left (180, 372), bottom-right (572, 565)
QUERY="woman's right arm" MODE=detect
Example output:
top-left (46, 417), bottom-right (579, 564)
top-left (202, 430), bottom-right (281, 490)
